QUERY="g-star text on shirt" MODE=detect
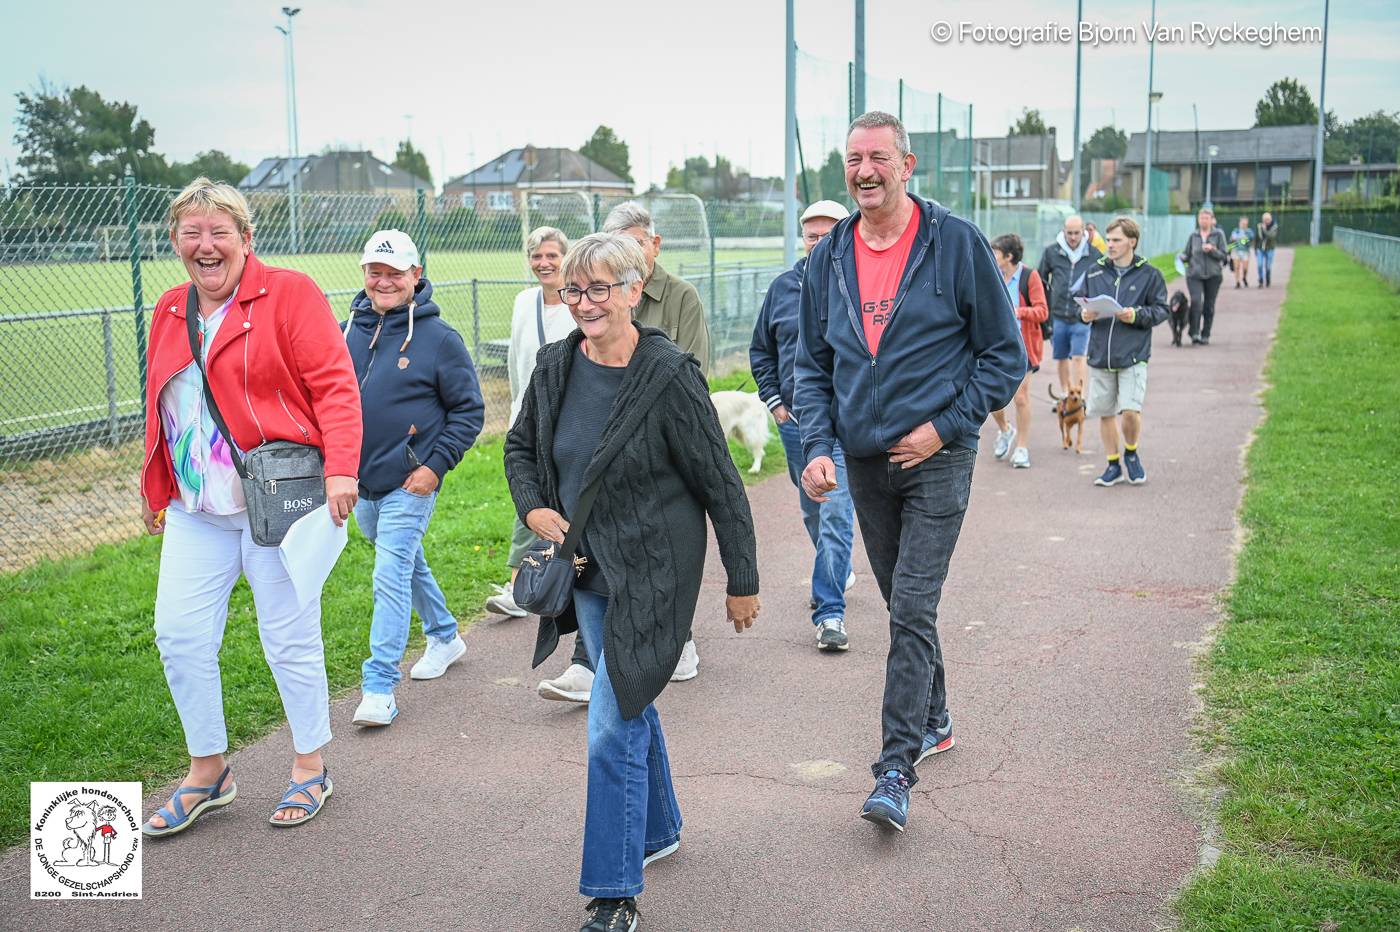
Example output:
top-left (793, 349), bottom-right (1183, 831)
top-left (862, 299), bottom-right (895, 327)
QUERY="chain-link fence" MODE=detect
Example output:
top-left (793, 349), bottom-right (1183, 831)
top-left (0, 181), bottom-right (784, 570)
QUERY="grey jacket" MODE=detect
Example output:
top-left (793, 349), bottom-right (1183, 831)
top-left (1180, 228), bottom-right (1231, 280)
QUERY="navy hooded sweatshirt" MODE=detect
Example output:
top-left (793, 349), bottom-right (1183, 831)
top-left (748, 256), bottom-right (805, 414)
top-left (794, 195), bottom-right (1026, 461)
top-left (343, 277), bottom-right (484, 499)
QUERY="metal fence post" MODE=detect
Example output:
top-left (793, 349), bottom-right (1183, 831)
top-left (415, 188), bottom-right (428, 273)
top-left (471, 278), bottom-right (480, 361)
top-left (592, 193), bottom-right (601, 232)
top-left (708, 223), bottom-right (717, 372)
top-left (125, 170), bottom-right (148, 410)
top-left (102, 310), bottom-right (119, 445)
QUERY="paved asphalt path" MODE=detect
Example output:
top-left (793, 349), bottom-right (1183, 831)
top-left (3, 251), bottom-right (1290, 931)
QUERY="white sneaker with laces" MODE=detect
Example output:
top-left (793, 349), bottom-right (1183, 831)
top-left (409, 634), bottom-right (466, 680)
top-left (671, 639), bottom-right (699, 682)
top-left (484, 583), bottom-right (527, 618)
top-left (352, 691), bottom-right (397, 727)
top-left (1010, 447), bottom-right (1030, 469)
top-left (993, 426), bottom-right (1017, 459)
top-left (537, 663), bottom-right (594, 702)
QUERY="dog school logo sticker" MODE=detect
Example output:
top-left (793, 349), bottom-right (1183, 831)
top-left (31, 782), bottom-right (142, 899)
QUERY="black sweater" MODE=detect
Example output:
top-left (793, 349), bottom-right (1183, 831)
top-left (504, 326), bottom-right (759, 720)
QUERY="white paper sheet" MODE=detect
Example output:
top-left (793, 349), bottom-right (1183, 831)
top-left (278, 506), bottom-right (348, 607)
top-left (1074, 294), bottom-right (1125, 319)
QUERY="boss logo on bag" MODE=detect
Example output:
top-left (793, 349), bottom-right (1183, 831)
top-left (284, 497), bottom-right (315, 512)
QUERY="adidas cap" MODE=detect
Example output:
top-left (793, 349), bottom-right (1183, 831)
top-left (359, 229), bottom-right (420, 271)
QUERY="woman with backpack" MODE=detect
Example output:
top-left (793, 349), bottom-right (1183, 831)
top-left (988, 233), bottom-right (1048, 469)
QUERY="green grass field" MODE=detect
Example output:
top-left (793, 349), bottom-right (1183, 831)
top-left (1174, 245), bottom-right (1400, 929)
top-left (0, 373), bottom-right (784, 847)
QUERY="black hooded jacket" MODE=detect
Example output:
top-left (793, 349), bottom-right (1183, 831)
top-left (343, 277), bottom-right (484, 498)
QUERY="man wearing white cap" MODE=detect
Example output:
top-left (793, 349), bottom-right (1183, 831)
top-left (343, 230), bottom-right (485, 727)
top-left (749, 200), bottom-right (858, 651)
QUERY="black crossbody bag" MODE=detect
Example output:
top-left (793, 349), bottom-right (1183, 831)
top-left (185, 286), bottom-right (326, 547)
top-left (512, 474), bottom-right (603, 618)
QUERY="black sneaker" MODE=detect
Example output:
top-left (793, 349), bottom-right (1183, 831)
top-left (581, 897), bottom-right (638, 932)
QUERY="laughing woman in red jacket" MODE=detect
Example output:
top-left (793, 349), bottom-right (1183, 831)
top-left (138, 178), bottom-right (362, 837)
top-left (987, 233), bottom-right (1049, 469)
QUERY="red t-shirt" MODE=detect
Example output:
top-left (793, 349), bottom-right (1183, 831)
top-left (854, 207), bottom-right (920, 356)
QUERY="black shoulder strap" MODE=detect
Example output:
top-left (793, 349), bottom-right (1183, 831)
top-left (1018, 265), bottom-right (1031, 305)
top-left (536, 289), bottom-right (546, 346)
top-left (556, 473), bottom-right (604, 562)
top-left (185, 285), bottom-right (249, 479)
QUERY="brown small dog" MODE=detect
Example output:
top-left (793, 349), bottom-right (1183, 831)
top-left (1048, 382), bottom-right (1087, 452)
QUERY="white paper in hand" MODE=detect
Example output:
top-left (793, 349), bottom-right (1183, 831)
top-left (1074, 294), bottom-right (1124, 319)
top-left (278, 506), bottom-right (348, 608)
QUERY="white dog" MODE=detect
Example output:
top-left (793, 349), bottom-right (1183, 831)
top-left (710, 391), bottom-right (772, 474)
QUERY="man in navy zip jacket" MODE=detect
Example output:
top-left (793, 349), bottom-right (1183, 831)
top-left (750, 199), bottom-right (857, 652)
top-left (795, 112), bottom-right (1025, 832)
top-left (342, 230), bottom-right (485, 728)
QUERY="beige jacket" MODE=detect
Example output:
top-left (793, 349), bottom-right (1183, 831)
top-left (635, 262), bottom-right (710, 375)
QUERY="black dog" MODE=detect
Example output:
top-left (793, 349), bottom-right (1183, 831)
top-left (1168, 291), bottom-right (1190, 347)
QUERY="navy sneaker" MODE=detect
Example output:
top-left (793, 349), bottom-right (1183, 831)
top-left (915, 719), bottom-right (955, 765)
top-left (1122, 449), bottom-right (1146, 484)
top-left (861, 769), bottom-right (911, 832)
top-left (1094, 460), bottom-right (1124, 487)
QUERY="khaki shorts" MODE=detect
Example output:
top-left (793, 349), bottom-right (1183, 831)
top-left (1087, 362), bottom-right (1149, 417)
top-left (506, 513), bottom-right (538, 568)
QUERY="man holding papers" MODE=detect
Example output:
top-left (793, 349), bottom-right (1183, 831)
top-left (1075, 217), bottom-right (1169, 487)
top-left (343, 230), bottom-right (485, 727)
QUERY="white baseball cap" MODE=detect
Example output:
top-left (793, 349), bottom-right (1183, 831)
top-left (800, 200), bottom-right (851, 224)
top-left (359, 229), bottom-right (420, 271)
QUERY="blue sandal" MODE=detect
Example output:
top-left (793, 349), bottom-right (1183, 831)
top-left (141, 766), bottom-right (236, 838)
top-left (269, 768), bottom-right (333, 827)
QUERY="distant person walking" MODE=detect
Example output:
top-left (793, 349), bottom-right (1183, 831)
top-left (796, 111), bottom-right (1024, 833)
top-left (1229, 216), bottom-right (1253, 288)
top-left (1078, 217), bottom-right (1170, 487)
top-left (988, 233), bottom-right (1048, 469)
top-left (484, 227), bottom-right (577, 622)
top-left (1037, 214), bottom-right (1102, 396)
top-left (1179, 208), bottom-right (1230, 345)
top-left (345, 229), bottom-right (485, 728)
top-left (750, 199), bottom-right (857, 650)
top-left (1085, 221), bottom-right (1108, 255)
top-left (1255, 211), bottom-right (1279, 287)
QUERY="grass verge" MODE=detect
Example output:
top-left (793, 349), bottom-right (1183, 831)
top-left (0, 371), bottom-right (784, 846)
top-left (1175, 245), bottom-right (1400, 929)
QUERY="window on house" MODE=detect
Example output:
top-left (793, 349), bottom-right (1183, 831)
top-left (1262, 164), bottom-right (1292, 198)
top-left (460, 193), bottom-right (476, 210)
top-left (1214, 167), bottom-right (1239, 199)
top-left (487, 191), bottom-right (515, 210)
top-left (993, 176), bottom-right (1031, 198)
top-left (1167, 169), bottom-right (1182, 191)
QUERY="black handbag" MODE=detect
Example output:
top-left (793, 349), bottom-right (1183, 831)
top-left (512, 474), bottom-right (603, 618)
top-left (185, 286), bottom-right (327, 547)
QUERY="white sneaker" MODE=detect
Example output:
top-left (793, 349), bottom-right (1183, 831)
top-left (409, 634), bottom-right (466, 680)
top-left (845, 570), bottom-right (857, 592)
top-left (537, 663), bottom-right (594, 702)
top-left (993, 426), bottom-right (1017, 459)
top-left (1010, 447), bottom-right (1030, 469)
top-left (671, 639), bottom-right (699, 682)
top-left (485, 583), bottom-right (527, 618)
top-left (352, 691), bottom-right (397, 726)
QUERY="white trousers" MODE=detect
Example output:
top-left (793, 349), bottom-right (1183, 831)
top-left (154, 504), bottom-right (332, 757)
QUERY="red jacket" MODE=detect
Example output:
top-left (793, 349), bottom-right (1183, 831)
top-left (141, 253), bottom-right (362, 511)
top-left (1014, 266), bottom-right (1049, 369)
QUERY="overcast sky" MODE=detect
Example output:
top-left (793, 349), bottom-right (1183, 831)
top-left (4, 0), bottom-right (1396, 191)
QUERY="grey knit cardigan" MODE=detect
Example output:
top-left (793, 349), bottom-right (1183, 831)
top-left (504, 326), bottom-right (759, 720)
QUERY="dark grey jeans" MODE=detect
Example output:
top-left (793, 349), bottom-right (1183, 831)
top-left (845, 445), bottom-right (975, 786)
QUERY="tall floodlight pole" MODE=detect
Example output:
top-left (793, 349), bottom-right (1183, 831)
top-left (784, 0), bottom-right (798, 267)
top-left (1071, 0), bottom-right (1083, 209)
top-left (277, 7), bottom-right (303, 253)
top-left (1310, 0), bottom-right (1330, 245)
top-left (1205, 144), bottom-right (1218, 208)
top-left (853, 0), bottom-right (866, 116)
top-left (1142, 0), bottom-right (1157, 215)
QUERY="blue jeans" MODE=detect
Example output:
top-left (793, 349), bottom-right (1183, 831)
top-left (354, 488), bottom-right (458, 694)
top-left (778, 419), bottom-right (855, 624)
top-left (1051, 318), bottom-right (1091, 360)
top-left (575, 589), bottom-right (682, 899)
top-left (1256, 248), bottom-right (1274, 284)
top-left (845, 447), bottom-right (975, 787)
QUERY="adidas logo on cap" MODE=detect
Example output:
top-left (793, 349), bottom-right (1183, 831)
top-left (374, 240), bottom-right (395, 254)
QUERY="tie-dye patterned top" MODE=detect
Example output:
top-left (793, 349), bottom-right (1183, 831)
top-left (158, 296), bottom-right (246, 515)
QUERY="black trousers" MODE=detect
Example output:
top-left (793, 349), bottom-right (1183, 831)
top-left (1187, 275), bottom-right (1222, 340)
